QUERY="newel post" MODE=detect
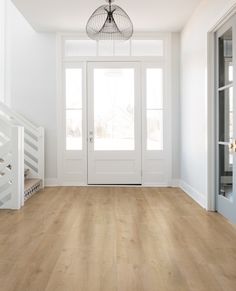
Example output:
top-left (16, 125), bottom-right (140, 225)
top-left (38, 127), bottom-right (45, 188)
top-left (11, 126), bottom-right (24, 209)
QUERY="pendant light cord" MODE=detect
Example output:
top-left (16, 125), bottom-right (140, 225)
top-left (108, 0), bottom-right (112, 22)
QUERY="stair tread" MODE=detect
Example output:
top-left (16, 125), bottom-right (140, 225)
top-left (24, 178), bottom-right (41, 191)
top-left (24, 169), bottom-right (30, 179)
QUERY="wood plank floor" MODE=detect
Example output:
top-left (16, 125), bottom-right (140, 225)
top-left (0, 187), bottom-right (236, 291)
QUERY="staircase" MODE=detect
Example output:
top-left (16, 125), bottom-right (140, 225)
top-left (0, 101), bottom-right (44, 209)
top-left (24, 169), bottom-right (41, 201)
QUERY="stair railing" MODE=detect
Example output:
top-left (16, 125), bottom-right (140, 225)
top-left (0, 115), bottom-right (24, 209)
top-left (0, 101), bottom-right (45, 193)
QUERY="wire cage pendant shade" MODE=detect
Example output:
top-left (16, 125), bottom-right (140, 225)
top-left (86, 0), bottom-right (133, 41)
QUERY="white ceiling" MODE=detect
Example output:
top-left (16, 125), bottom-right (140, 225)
top-left (12, 0), bottom-right (201, 32)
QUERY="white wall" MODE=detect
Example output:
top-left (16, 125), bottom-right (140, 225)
top-left (0, 0), bottom-right (6, 103)
top-left (180, 0), bottom-right (236, 207)
top-left (6, 1), bottom-right (57, 183)
top-left (5, 2), bottom-right (180, 186)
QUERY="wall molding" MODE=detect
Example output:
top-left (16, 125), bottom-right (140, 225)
top-left (45, 179), bottom-right (179, 188)
top-left (179, 180), bottom-right (207, 209)
top-left (170, 179), bottom-right (180, 187)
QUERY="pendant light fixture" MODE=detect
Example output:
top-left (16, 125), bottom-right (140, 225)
top-left (86, 0), bottom-right (133, 41)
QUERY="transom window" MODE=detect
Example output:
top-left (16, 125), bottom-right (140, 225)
top-left (64, 39), bottom-right (164, 57)
top-left (63, 36), bottom-right (166, 154)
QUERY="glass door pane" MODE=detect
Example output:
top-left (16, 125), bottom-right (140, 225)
top-left (219, 144), bottom-right (233, 200)
top-left (218, 88), bottom-right (234, 200)
top-left (87, 62), bottom-right (141, 185)
top-left (219, 87), bottom-right (234, 142)
top-left (218, 28), bottom-right (234, 200)
top-left (146, 68), bottom-right (163, 150)
top-left (93, 68), bottom-right (135, 151)
top-left (219, 28), bottom-right (233, 87)
top-left (65, 68), bottom-right (83, 151)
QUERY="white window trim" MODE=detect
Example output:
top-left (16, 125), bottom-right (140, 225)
top-left (57, 32), bottom-right (172, 186)
top-left (61, 32), bottom-right (169, 61)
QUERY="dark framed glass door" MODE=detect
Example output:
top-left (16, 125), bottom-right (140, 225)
top-left (216, 15), bottom-right (236, 223)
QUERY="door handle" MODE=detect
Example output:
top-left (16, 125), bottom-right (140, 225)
top-left (229, 140), bottom-right (236, 152)
top-left (88, 131), bottom-right (94, 143)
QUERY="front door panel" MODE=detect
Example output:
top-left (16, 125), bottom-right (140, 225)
top-left (87, 62), bottom-right (141, 184)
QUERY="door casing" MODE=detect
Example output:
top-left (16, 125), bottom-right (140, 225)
top-left (56, 33), bottom-right (172, 187)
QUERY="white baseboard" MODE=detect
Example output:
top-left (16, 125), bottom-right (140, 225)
top-left (44, 180), bottom-right (180, 188)
top-left (142, 183), bottom-right (170, 187)
top-left (143, 180), bottom-right (180, 187)
top-left (45, 179), bottom-right (59, 187)
top-left (179, 180), bottom-right (207, 209)
top-left (61, 182), bottom-right (87, 186)
top-left (170, 179), bottom-right (180, 187)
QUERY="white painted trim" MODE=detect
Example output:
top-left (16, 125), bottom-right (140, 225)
top-left (43, 182), bottom-right (204, 197)
top-left (45, 178), bottom-right (178, 188)
top-left (56, 33), bottom-right (64, 186)
top-left (207, 4), bottom-right (236, 212)
top-left (61, 182), bottom-right (87, 187)
top-left (142, 183), bottom-right (172, 187)
top-left (208, 4), bottom-right (236, 33)
top-left (166, 33), bottom-right (173, 186)
top-left (38, 127), bottom-right (45, 188)
top-left (61, 32), bottom-right (170, 61)
top-left (11, 126), bottom-right (24, 209)
top-left (51, 182), bottom-right (176, 188)
top-left (179, 180), bottom-right (207, 209)
top-left (57, 32), bottom-right (173, 186)
top-left (140, 34), bottom-right (172, 186)
top-left (207, 30), bottom-right (216, 211)
top-left (171, 179), bottom-right (180, 187)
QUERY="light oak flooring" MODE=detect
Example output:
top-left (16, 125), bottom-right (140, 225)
top-left (1, 187), bottom-right (236, 291)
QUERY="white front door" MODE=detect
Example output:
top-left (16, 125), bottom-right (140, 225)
top-left (87, 62), bottom-right (142, 184)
